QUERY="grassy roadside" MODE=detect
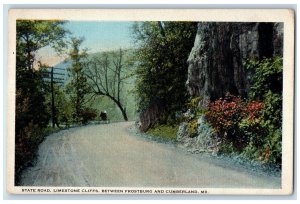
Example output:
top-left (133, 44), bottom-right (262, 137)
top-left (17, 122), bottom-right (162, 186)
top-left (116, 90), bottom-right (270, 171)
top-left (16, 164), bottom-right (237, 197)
top-left (146, 124), bottom-right (179, 142)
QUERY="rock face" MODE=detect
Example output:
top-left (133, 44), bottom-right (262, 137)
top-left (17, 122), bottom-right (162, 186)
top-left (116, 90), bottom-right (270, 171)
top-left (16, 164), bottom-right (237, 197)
top-left (186, 22), bottom-right (283, 105)
top-left (179, 22), bottom-right (283, 154)
top-left (177, 116), bottom-right (220, 153)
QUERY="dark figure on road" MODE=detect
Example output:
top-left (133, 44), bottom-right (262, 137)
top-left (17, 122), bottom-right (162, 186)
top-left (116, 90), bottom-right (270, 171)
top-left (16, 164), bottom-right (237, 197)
top-left (100, 111), bottom-right (109, 123)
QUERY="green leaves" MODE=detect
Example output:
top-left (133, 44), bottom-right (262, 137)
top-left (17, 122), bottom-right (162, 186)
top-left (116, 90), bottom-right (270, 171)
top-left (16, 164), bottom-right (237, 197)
top-left (66, 37), bottom-right (90, 123)
top-left (245, 57), bottom-right (282, 164)
top-left (15, 20), bottom-right (69, 183)
top-left (132, 21), bottom-right (197, 126)
top-left (246, 56), bottom-right (283, 100)
top-left (207, 57), bottom-right (283, 164)
top-left (16, 20), bottom-right (69, 61)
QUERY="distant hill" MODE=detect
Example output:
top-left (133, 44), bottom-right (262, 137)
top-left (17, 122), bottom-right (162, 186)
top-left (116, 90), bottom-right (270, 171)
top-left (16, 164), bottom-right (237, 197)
top-left (53, 49), bottom-right (137, 121)
top-left (52, 60), bottom-right (71, 85)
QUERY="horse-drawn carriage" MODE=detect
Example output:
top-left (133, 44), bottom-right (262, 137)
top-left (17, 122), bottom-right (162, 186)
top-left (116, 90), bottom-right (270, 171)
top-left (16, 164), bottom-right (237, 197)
top-left (99, 111), bottom-right (110, 124)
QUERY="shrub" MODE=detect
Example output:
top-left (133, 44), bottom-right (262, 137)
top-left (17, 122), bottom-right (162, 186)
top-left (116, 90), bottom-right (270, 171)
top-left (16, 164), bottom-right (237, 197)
top-left (206, 93), bottom-right (266, 151)
top-left (261, 127), bottom-right (281, 164)
top-left (15, 86), bottom-right (50, 184)
top-left (147, 124), bottom-right (179, 141)
top-left (206, 93), bottom-right (246, 147)
top-left (15, 122), bottom-right (44, 175)
top-left (206, 92), bottom-right (282, 164)
top-left (245, 57), bottom-right (282, 100)
top-left (206, 57), bottom-right (283, 164)
top-left (187, 118), bottom-right (198, 137)
top-left (246, 101), bottom-right (264, 121)
top-left (183, 96), bottom-right (207, 137)
top-left (240, 101), bottom-right (265, 144)
top-left (81, 108), bottom-right (97, 125)
top-left (187, 96), bottom-right (202, 112)
top-left (239, 108), bottom-right (266, 160)
top-left (246, 57), bottom-right (282, 165)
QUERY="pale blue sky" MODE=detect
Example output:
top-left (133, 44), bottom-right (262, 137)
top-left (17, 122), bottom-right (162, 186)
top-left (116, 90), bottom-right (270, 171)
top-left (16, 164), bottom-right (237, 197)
top-left (65, 21), bottom-right (135, 52)
top-left (36, 21), bottom-right (135, 67)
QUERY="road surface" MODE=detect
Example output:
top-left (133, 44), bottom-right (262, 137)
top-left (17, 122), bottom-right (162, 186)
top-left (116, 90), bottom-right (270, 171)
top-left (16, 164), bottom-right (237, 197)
top-left (20, 122), bottom-right (280, 188)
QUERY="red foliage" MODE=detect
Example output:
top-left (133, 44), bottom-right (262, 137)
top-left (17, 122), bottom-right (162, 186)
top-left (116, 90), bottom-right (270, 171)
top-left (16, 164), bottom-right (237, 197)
top-left (206, 93), bottom-right (264, 141)
top-left (206, 93), bottom-right (245, 134)
top-left (246, 101), bottom-right (264, 121)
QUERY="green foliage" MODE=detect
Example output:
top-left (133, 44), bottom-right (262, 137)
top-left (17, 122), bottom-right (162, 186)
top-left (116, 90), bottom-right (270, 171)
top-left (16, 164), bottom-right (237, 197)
top-left (219, 142), bottom-right (238, 154)
top-left (15, 20), bottom-right (68, 183)
top-left (240, 91), bottom-right (282, 163)
top-left (60, 50), bottom-right (137, 122)
top-left (16, 72), bottom-right (51, 133)
top-left (16, 20), bottom-right (68, 69)
top-left (83, 49), bottom-right (132, 121)
top-left (44, 85), bottom-right (74, 126)
top-left (81, 108), bottom-right (97, 125)
top-left (182, 96), bottom-right (207, 137)
top-left (15, 122), bottom-right (42, 185)
top-left (261, 91), bottom-right (282, 128)
top-left (56, 89), bottom-right (74, 126)
top-left (16, 20), bottom-right (68, 132)
top-left (262, 126), bottom-right (282, 164)
top-left (205, 57), bottom-right (283, 165)
top-left (187, 118), bottom-right (198, 137)
top-left (245, 57), bottom-right (282, 100)
top-left (147, 124), bottom-right (179, 141)
top-left (66, 37), bottom-right (90, 123)
top-left (132, 21), bottom-right (198, 125)
top-left (246, 57), bottom-right (283, 164)
top-left (187, 96), bottom-right (205, 116)
top-left (188, 96), bottom-right (202, 108)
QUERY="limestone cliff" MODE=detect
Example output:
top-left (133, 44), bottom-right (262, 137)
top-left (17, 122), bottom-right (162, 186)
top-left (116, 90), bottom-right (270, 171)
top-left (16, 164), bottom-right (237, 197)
top-left (177, 22), bottom-right (283, 153)
top-left (186, 22), bottom-right (283, 106)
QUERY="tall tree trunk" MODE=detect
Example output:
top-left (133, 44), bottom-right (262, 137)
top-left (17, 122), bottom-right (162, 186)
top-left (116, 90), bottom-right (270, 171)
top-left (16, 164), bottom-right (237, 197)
top-left (107, 94), bottom-right (128, 121)
top-left (118, 104), bottom-right (128, 121)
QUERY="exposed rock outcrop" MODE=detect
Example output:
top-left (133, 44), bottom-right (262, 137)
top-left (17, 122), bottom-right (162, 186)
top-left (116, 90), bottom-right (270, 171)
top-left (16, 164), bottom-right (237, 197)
top-left (177, 116), bottom-right (220, 153)
top-left (180, 22), bottom-right (283, 154)
top-left (186, 22), bottom-right (283, 106)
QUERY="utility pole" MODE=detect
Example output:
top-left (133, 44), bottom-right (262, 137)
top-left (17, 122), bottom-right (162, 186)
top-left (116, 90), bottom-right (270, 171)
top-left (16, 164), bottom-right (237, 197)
top-left (50, 67), bottom-right (57, 128)
top-left (42, 66), bottom-right (65, 128)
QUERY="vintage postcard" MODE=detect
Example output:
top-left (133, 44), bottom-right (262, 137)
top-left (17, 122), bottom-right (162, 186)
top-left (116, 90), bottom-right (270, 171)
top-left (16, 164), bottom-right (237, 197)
top-left (6, 9), bottom-right (294, 195)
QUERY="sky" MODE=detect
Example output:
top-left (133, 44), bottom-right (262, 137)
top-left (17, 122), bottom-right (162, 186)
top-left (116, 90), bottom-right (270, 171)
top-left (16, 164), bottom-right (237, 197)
top-left (65, 21), bottom-right (135, 52)
top-left (35, 21), bottom-right (135, 67)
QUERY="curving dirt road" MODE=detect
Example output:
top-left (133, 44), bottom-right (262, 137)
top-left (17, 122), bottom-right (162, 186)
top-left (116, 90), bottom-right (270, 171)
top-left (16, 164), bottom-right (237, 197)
top-left (20, 122), bottom-right (280, 188)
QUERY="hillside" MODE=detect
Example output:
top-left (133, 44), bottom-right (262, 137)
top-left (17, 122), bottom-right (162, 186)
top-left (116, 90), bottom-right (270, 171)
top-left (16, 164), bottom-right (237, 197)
top-left (53, 49), bottom-right (137, 121)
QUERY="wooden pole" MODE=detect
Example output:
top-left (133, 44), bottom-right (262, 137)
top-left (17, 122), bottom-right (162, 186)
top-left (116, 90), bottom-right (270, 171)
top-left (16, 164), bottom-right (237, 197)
top-left (51, 67), bottom-right (55, 128)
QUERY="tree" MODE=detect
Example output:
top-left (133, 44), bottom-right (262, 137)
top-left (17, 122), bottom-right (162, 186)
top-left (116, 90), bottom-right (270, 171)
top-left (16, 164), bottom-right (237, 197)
top-left (44, 84), bottom-right (74, 127)
top-left (132, 21), bottom-right (198, 131)
top-left (16, 20), bottom-right (68, 136)
top-left (16, 20), bottom-right (68, 132)
top-left (83, 49), bottom-right (129, 121)
top-left (16, 20), bottom-right (68, 70)
top-left (15, 20), bottom-right (68, 183)
top-left (66, 37), bottom-right (90, 123)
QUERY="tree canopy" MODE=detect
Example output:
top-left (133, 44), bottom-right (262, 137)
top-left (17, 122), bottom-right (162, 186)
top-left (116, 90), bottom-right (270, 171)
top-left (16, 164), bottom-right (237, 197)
top-left (83, 49), bottom-right (130, 121)
top-left (15, 20), bottom-right (69, 183)
top-left (132, 21), bottom-right (197, 130)
top-left (66, 37), bottom-right (90, 123)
